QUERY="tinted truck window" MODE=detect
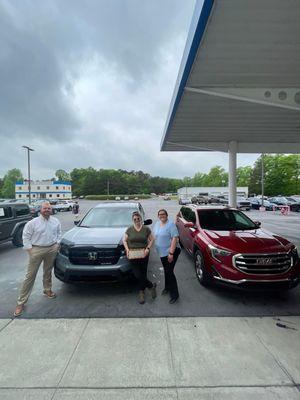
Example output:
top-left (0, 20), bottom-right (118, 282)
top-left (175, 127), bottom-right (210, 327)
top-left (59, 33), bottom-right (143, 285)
top-left (15, 205), bottom-right (30, 217)
top-left (0, 206), bottom-right (13, 219)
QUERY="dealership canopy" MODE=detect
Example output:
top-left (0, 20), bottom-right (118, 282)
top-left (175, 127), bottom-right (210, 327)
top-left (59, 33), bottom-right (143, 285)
top-left (161, 0), bottom-right (300, 206)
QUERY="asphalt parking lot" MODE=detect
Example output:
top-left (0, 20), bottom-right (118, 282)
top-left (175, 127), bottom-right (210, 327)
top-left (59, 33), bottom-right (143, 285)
top-left (0, 199), bottom-right (299, 319)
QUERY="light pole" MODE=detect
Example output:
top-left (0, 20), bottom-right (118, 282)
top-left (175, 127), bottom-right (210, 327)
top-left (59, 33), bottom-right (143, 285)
top-left (22, 146), bottom-right (34, 204)
top-left (261, 153), bottom-right (265, 210)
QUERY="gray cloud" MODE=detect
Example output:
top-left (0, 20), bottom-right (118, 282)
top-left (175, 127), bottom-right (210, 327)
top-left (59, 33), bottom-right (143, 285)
top-left (0, 0), bottom-right (258, 180)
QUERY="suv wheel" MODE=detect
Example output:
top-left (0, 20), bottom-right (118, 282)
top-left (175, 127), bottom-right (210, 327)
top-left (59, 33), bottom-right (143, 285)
top-left (12, 226), bottom-right (24, 247)
top-left (194, 250), bottom-right (212, 287)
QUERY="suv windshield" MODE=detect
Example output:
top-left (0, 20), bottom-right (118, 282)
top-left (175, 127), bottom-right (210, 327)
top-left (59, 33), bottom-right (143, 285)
top-left (198, 209), bottom-right (257, 231)
top-left (80, 207), bottom-right (135, 228)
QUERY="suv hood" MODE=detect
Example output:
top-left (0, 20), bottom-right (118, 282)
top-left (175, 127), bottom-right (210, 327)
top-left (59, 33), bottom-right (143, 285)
top-left (203, 228), bottom-right (291, 253)
top-left (62, 226), bottom-right (127, 245)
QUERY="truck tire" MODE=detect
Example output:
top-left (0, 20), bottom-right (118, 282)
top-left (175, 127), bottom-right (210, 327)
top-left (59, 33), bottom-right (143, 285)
top-left (12, 226), bottom-right (24, 247)
top-left (194, 250), bottom-right (212, 287)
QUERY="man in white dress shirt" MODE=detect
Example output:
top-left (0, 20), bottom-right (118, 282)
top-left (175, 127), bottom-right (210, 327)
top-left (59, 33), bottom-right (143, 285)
top-left (14, 201), bottom-right (62, 317)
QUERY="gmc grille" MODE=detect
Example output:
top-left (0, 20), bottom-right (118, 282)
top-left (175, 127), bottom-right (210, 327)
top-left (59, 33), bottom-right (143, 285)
top-left (69, 247), bottom-right (121, 265)
top-left (233, 253), bottom-right (292, 275)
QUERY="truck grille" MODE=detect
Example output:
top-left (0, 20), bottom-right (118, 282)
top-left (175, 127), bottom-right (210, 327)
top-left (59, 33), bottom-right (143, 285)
top-left (233, 253), bottom-right (292, 274)
top-left (69, 247), bottom-right (121, 265)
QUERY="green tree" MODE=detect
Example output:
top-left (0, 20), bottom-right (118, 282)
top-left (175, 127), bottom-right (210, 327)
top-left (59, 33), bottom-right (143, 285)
top-left (1, 168), bottom-right (23, 198)
top-left (236, 166), bottom-right (252, 187)
top-left (249, 154), bottom-right (300, 196)
top-left (55, 169), bottom-right (71, 181)
top-left (0, 178), bottom-right (4, 197)
top-left (203, 166), bottom-right (228, 186)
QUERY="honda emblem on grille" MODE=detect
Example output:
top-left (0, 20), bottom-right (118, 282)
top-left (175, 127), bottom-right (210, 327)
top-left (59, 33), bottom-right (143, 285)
top-left (88, 252), bottom-right (98, 261)
top-left (257, 258), bottom-right (272, 265)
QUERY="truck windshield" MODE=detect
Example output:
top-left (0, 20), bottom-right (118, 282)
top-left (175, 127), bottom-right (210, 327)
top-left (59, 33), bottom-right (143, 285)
top-left (198, 209), bottom-right (257, 231)
top-left (80, 207), bottom-right (134, 228)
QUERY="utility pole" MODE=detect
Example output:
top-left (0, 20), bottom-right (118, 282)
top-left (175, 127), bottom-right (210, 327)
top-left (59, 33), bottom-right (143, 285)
top-left (261, 153), bottom-right (264, 208)
top-left (22, 146), bottom-right (34, 204)
top-left (107, 180), bottom-right (110, 196)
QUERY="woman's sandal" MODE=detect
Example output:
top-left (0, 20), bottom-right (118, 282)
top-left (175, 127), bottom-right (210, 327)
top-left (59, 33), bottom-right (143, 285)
top-left (14, 305), bottom-right (24, 317)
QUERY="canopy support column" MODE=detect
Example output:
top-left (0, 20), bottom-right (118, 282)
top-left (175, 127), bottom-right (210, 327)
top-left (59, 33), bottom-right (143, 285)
top-left (228, 141), bottom-right (237, 208)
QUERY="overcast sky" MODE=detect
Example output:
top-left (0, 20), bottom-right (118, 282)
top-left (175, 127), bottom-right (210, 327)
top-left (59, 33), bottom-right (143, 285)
top-left (0, 0), bottom-right (258, 180)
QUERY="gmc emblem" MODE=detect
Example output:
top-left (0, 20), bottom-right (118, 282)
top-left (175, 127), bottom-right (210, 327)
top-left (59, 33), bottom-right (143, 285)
top-left (257, 258), bottom-right (272, 265)
top-left (88, 252), bottom-right (98, 261)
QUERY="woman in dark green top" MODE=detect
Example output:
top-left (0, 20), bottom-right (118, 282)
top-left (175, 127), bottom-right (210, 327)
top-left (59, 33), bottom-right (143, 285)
top-left (123, 212), bottom-right (156, 304)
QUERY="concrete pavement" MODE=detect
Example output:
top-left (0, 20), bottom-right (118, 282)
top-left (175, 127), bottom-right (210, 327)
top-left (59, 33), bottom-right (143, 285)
top-left (0, 317), bottom-right (299, 399)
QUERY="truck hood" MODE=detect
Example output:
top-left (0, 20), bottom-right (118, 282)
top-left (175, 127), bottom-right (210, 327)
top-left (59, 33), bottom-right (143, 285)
top-left (62, 226), bottom-right (126, 246)
top-left (202, 228), bottom-right (291, 253)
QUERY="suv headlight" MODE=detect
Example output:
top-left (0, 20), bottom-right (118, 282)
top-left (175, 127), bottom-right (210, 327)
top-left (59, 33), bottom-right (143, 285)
top-left (208, 244), bottom-right (231, 261)
top-left (291, 246), bottom-right (298, 256)
top-left (118, 244), bottom-right (126, 256)
top-left (59, 243), bottom-right (70, 257)
top-left (290, 246), bottom-right (298, 264)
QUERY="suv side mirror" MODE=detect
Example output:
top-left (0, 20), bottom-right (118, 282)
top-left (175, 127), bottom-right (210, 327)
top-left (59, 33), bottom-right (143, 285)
top-left (254, 221), bottom-right (261, 228)
top-left (184, 222), bottom-right (195, 228)
top-left (144, 219), bottom-right (152, 225)
top-left (74, 220), bottom-right (81, 225)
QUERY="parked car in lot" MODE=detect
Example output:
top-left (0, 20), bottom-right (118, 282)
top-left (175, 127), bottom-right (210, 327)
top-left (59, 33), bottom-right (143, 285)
top-left (176, 205), bottom-right (299, 290)
top-left (55, 202), bottom-right (152, 283)
top-left (236, 197), bottom-right (251, 211)
top-left (209, 195), bottom-right (228, 205)
top-left (191, 193), bottom-right (210, 204)
top-left (268, 196), bottom-right (300, 212)
top-left (0, 202), bottom-right (32, 247)
top-left (53, 200), bottom-right (75, 212)
top-left (178, 197), bottom-right (191, 205)
top-left (250, 197), bottom-right (275, 211)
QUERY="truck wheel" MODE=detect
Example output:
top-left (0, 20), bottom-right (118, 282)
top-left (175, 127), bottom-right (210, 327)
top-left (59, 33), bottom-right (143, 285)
top-left (194, 250), bottom-right (212, 287)
top-left (12, 226), bottom-right (24, 247)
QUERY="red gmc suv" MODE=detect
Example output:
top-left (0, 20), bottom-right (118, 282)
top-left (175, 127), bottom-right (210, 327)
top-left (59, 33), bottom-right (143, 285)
top-left (177, 205), bottom-right (300, 290)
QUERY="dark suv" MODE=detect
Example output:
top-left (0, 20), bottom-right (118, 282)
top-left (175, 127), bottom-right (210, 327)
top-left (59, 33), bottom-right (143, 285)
top-left (177, 205), bottom-right (299, 290)
top-left (55, 201), bottom-right (151, 283)
top-left (0, 203), bottom-right (32, 247)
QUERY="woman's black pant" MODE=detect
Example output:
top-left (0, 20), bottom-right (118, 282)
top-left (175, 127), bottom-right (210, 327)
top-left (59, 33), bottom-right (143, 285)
top-left (160, 247), bottom-right (180, 299)
top-left (130, 256), bottom-right (153, 291)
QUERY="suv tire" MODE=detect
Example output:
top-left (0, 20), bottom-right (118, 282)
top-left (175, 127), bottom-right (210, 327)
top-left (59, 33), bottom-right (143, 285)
top-left (194, 249), bottom-right (212, 287)
top-left (12, 226), bottom-right (24, 247)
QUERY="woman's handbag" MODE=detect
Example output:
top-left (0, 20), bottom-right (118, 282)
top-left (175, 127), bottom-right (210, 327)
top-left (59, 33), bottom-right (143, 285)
top-left (128, 248), bottom-right (146, 260)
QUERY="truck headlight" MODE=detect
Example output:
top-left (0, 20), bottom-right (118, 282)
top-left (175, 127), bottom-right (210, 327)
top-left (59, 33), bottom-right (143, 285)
top-left (208, 244), bottom-right (231, 261)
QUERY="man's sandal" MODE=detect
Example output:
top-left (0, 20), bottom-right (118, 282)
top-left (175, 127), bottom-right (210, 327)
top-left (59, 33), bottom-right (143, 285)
top-left (43, 290), bottom-right (57, 299)
top-left (14, 305), bottom-right (24, 317)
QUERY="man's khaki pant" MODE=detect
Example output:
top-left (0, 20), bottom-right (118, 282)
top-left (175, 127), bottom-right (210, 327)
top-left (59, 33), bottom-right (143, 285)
top-left (17, 243), bottom-right (59, 306)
